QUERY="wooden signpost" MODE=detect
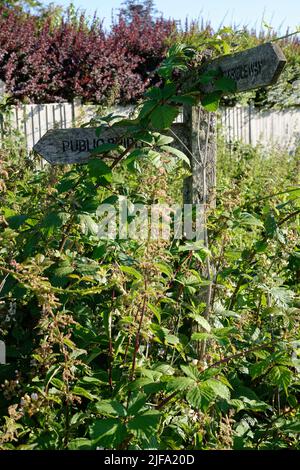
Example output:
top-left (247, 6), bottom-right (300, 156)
top-left (34, 42), bottom-right (286, 183)
top-left (33, 125), bottom-right (188, 165)
top-left (32, 42), bottom-right (287, 361)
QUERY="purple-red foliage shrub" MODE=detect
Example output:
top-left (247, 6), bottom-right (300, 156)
top-left (0, 8), bottom-right (174, 104)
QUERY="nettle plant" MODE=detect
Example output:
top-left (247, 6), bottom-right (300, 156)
top-left (0, 6), bottom-right (174, 104)
top-left (0, 40), bottom-right (300, 450)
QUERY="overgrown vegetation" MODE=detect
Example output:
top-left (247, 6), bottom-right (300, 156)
top-left (0, 40), bottom-right (299, 450)
top-left (0, 1), bottom-right (299, 107)
top-left (0, 4), bottom-right (174, 104)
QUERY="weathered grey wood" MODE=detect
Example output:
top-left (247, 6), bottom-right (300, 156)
top-left (33, 127), bottom-right (144, 165)
top-left (33, 124), bottom-right (190, 165)
top-left (0, 340), bottom-right (5, 365)
top-left (183, 105), bottom-right (217, 207)
top-left (202, 42), bottom-right (286, 93)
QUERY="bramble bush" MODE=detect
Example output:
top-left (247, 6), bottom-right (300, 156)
top-left (178, 22), bottom-right (300, 108)
top-left (0, 42), bottom-right (299, 450)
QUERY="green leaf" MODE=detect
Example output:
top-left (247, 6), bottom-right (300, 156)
top-left (53, 265), bottom-right (74, 278)
top-left (187, 382), bottom-right (216, 410)
top-left (41, 212), bottom-right (66, 234)
top-left (90, 419), bottom-right (127, 447)
top-left (80, 376), bottom-right (103, 386)
top-left (146, 87), bottom-right (163, 100)
top-left (155, 134), bottom-right (174, 146)
top-left (150, 105), bottom-right (179, 129)
top-left (178, 240), bottom-right (208, 253)
top-left (198, 69), bottom-right (219, 85)
top-left (231, 397), bottom-right (271, 412)
top-left (165, 334), bottom-right (180, 346)
top-left (228, 399), bottom-right (246, 412)
top-left (206, 379), bottom-right (231, 400)
top-left (191, 315), bottom-right (211, 332)
top-left (68, 439), bottom-right (92, 450)
top-left (249, 357), bottom-right (273, 379)
top-left (87, 159), bottom-right (112, 180)
top-left (154, 363), bottom-right (175, 376)
top-left (154, 262), bottom-right (173, 278)
top-left (221, 42), bottom-right (231, 55)
top-left (237, 212), bottom-right (264, 228)
top-left (72, 386), bottom-right (96, 401)
top-left (127, 394), bottom-right (147, 416)
top-left (161, 83), bottom-right (177, 99)
top-left (161, 145), bottom-right (190, 166)
top-left (51, 377), bottom-right (64, 390)
top-left (91, 143), bottom-right (119, 154)
top-left (269, 287), bottom-right (294, 307)
top-left (120, 265), bottom-right (143, 280)
top-left (170, 94), bottom-right (198, 106)
top-left (191, 332), bottom-right (214, 341)
top-left (186, 386), bottom-right (203, 409)
top-left (123, 148), bottom-right (150, 166)
top-left (7, 215), bottom-right (28, 229)
top-left (148, 303), bottom-right (161, 323)
top-left (201, 91), bottom-right (222, 112)
top-left (56, 174), bottom-right (78, 193)
top-left (128, 378), bottom-right (157, 391)
top-left (265, 212), bottom-right (277, 238)
top-left (133, 131), bottom-right (155, 145)
top-left (180, 365), bottom-right (200, 381)
top-left (80, 197), bottom-right (101, 213)
top-left (139, 100), bottom-right (157, 119)
top-left (146, 84), bottom-right (177, 100)
top-left (267, 366), bottom-right (292, 395)
top-left (282, 421), bottom-right (300, 434)
top-left (166, 377), bottom-right (195, 392)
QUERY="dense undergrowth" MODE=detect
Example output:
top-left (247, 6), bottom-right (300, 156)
top-left (0, 2), bottom-right (299, 107)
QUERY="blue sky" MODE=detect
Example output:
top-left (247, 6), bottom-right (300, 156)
top-left (50, 0), bottom-right (300, 32)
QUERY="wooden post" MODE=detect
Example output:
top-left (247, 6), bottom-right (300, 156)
top-left (32, 42), bottom-right (287, 364)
